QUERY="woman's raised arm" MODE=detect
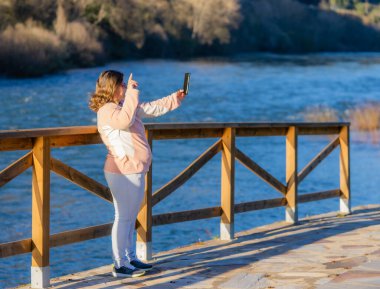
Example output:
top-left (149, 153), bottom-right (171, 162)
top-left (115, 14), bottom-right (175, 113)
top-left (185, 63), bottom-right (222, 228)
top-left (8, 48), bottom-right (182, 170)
top-left (137, 90), bottom-right (185, 118)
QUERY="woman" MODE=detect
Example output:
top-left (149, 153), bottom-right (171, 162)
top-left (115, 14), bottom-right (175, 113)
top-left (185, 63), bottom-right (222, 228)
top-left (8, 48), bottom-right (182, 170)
top-left (89, 70), bottom-right (186, 277)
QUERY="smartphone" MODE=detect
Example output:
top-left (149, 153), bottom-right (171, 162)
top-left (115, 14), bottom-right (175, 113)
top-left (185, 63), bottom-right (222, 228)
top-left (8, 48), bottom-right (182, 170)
top-left (183, 73), bottom-right (191, 95)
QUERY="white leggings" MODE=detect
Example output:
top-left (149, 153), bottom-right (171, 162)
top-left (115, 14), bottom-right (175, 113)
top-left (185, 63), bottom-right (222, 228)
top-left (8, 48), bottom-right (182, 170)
top-left (104, 172), bottom-right (145, 268)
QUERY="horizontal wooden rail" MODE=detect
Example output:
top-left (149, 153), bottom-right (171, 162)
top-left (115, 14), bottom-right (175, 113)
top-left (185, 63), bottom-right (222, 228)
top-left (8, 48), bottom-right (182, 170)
top-left (298, 189), bottom-right (341, 203)
top-left (146, 122), bottom-right (349, 131)
top-left (235, 198), bottom-right (287, 213)
top-left (50, 134), bottom-right (101, 148)
top-left (236, 127), bottom-right (288, 137)
top-left (0, 126), bottom-right (97, 139)
top-left (152, 128), bottom-right (224, 140)
top-left (237, 125), bottom-right (340, 136)
top-left (297, 126), bottom-right (341, 135)
top-left (0, 238), bottom-right (32, 258)
top-left (152, 206), bottom-right (222, 226)
top-left (50, 223), bottom-right (113, 248)
top-left (0, 123), bottom-right (349, 152)
top-left (0, 223), bottom-right (114, 257)
top-left (0, 138), bottom-right (33, 151)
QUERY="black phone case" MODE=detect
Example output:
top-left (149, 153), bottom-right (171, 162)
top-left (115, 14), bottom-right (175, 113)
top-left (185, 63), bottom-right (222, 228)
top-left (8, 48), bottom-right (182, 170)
top-left (183, 73), bottom-right (191, 95)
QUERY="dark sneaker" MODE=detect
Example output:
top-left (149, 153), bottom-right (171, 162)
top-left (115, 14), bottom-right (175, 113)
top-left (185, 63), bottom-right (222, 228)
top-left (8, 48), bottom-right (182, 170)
top-left (112, 266), bottom-right (145, 278)
top-left (130, 259), bottom-right (153, 271)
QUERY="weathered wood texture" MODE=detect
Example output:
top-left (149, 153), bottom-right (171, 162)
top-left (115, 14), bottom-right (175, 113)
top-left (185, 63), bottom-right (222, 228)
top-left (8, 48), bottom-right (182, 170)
top-left (153, 207), bottom-right (221, 226)
top-left (0, 123), bottom-right (350, 261)
top-left (152, 139), bottom-right (222, 206)
top-left (235, 148), bottom-right (286, 195)
top-left (137, 130), bottom-right (153, 243)
top-left (31, 137), bottom-right (50, 267)
top-left (298, 137), bottom-right (340, 184)
top-left (0, 151), bottom-right (33, 187)
top-left (50, 158), bottom-right (112, 203)
top-left (50, 223), bottom-right (113, 248)
top-left (0, 239), bottom-right (32, 258)
top-left (220, 128), bottom-right (235, 239)
top-left (286, 127), bottom-right (298, 223)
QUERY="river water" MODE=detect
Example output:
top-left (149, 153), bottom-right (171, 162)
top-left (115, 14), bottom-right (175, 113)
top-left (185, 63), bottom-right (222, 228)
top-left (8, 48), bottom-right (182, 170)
top-left (1, 53), bottom-right (380, 288)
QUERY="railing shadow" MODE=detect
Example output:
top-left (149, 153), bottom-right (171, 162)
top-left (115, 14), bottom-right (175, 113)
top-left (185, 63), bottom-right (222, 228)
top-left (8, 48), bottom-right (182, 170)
top-left (47, 206), bottom-right (380, 289)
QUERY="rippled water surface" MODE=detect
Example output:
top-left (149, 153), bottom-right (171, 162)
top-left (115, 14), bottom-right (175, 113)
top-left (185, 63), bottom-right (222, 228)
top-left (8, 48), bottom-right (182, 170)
top-left (1, 54), bottom-right (380, 288)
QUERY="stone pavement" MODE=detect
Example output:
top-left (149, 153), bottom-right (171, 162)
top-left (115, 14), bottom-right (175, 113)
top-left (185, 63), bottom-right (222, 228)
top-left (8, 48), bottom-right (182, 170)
top-left (17, 205), bottom-right (380, 289)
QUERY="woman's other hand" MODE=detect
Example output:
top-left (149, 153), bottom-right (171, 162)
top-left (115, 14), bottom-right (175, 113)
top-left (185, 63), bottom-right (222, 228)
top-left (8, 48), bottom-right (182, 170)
top-left (127, 73), bottom-right (138, 90)
top-left (176, 89), bottom-right (186, 101)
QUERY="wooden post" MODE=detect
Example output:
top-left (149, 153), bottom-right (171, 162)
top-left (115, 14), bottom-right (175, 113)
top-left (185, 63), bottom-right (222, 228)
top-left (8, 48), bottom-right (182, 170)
top-left (339, 125), bottom-right (351, 214)
top-left (286, 126), bottom-right (298, 224)
top-left (31, 137), bottom-right (50, 288)
top-left (220, 128), bottom-right (235, 240)
top-left (136, 130), bottom-right (153, 261)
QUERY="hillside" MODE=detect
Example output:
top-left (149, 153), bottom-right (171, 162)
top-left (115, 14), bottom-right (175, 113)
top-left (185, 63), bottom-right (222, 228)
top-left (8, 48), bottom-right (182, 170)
top-left (1, 0), bottom-right (380, 77)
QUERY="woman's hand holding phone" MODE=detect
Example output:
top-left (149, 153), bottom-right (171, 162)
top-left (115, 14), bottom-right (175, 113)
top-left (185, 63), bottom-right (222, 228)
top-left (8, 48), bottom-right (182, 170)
top-left (176, 89), bottom-right (186, 101)
top-left (176, 72), bottom-right (190, 101)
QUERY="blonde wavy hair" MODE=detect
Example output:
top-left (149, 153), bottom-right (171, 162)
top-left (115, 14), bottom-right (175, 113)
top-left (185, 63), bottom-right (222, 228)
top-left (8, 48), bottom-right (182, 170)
top-left (88, 70), bottom-right (124, 112)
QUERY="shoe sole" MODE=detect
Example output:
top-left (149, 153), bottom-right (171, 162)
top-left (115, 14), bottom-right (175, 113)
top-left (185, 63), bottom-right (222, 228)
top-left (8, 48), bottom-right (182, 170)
top-left (112, 271), bottom-right (145, 278)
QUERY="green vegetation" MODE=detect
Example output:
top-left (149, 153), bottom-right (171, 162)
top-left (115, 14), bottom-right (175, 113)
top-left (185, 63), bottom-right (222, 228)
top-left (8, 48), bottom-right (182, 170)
top-left (2, 0), bottom-right (380, 77)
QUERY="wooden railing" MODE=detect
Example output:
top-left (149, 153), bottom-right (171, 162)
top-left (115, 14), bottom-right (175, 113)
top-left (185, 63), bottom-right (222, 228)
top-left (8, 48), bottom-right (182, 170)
top-left (0, 122), bottom-right (350, 288)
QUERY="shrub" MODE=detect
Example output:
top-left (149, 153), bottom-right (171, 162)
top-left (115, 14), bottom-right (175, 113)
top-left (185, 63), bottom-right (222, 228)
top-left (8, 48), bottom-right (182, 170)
top-left (0, 0), bottom-right (14, 30)
top-left (348, 103), bottom-right (380, 131)
top-left (12, 0), bottom-right (57, 28)
top-left (303, 102), bottom-right (380, 144)
top-left (55, 2), bottom-right (105, 66)
top-left (0, 20), bottom-right (66, 76)
top-left (303, 106), bottom-right (340, 122)
top-left (181, 0), bottom-right (241, 45)
top-left (238, 0), bottom-right (380, 53)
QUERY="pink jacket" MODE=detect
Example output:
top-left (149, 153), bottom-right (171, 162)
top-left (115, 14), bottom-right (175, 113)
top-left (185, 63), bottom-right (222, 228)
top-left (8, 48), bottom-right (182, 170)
top-left (97, 88), bottom-right (181, 174)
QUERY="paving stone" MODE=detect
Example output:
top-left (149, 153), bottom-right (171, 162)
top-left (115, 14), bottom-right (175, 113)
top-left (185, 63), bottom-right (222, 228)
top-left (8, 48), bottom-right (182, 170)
top-left (219, 273), bottom-right (269, 289)
top-left (315, 283), bottom-right (380, 289)
top-left (342, 245), bottom-right (374, 249)
top-left (278, 272), bottom-right (328, 278)
top-left (352, 276), bottom-right (380, 286)
top-left (330, 270), bottom-right (380, 283)
top-left (202, 258), bottom-right (254, 266)
top-left (323, 256), bottom-right (368, 269)
top-left (181, 279), bottom-right (216, 289)
top-left (296, 244), bottom-right (327, 252)
top-left (314, 277), bottom-right (334, 285)
top-left (14, 205), bottom-right (380, 289)
top-left (271, 285), bottom-right (306, 289)
top-left (153, 275), bottom-right (214, 289)
top-left (369, 249), bottom-right (380, 256)
top-left (356, 260), bottom-right (380, 271)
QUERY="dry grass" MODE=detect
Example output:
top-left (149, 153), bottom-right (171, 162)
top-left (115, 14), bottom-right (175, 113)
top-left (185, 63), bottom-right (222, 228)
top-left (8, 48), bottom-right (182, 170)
top-left (303, 102), bottom-right (380, 144)
top-left (0, 2), bottom-right (104, 76)
top-left (348, 103), bottom-right (380, 143)
top-left (303, 106), bottom-right (340, 122)
top-left (3, 0), bottom-right (380, 76)
top-left (349, 104), bottom-right (380, 131)
top-left (55, 2), bottom-right (103, 66)
top-left (0, 19), bottom-right (65, 76)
